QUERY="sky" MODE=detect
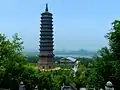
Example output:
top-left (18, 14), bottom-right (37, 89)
top-left (0, 0), bottom-right (120, 52)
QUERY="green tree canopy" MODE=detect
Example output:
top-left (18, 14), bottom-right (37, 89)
top-left (0, 33), bottom-right (27, 89)
top-left (106, 20), bottom-right (120, 60)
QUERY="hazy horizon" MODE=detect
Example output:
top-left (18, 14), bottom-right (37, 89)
top-left (0, 0), bottom-right (120, 51)
top-left (23, 49), bottom-right (97, 52)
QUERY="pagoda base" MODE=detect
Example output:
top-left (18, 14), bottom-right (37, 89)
top-left (37, 62), bottom-right (54, 69)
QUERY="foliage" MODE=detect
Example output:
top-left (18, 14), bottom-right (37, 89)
top-left (0, 33), bottom-right (27, 89)
top-left (86, 47), bottom-right (116, 89)
top-left (1, 20), bottom-right (120, 90)
top-left (0, 33), bottom-right (74, 90)
top-left (106, 20), bottom-right (120, 60)
top-left (86, 20), bottom-right (120, 90)
top-left (74, 63), bottom-right (86, 89)
top-left (105, 20), bottom-right (120, 90)
top-left (77, 57), bottom-right (93, 67)
top-left (26, 55), bottom-right (39, 63)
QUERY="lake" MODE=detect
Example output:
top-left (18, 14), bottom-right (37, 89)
top-left (55, 54), bottom-right (93, 58)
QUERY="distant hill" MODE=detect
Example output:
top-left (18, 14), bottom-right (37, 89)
top-left (54, 49), bottom-right (96, 56)
top-left (24, 49), bottom-right (97, 57)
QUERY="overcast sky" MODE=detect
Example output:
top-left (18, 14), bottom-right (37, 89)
top-left (0, 0), bottom-right (120, 51)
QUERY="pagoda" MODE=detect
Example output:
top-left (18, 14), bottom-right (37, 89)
top-left (38, 4), bottom-right (54, 69)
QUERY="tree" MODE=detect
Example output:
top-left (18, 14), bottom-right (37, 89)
top-left (105, 20), bottom-right (120, 90)
top-left (106, 20), bottom-right (120, 60)
top-left (87, 20), bottom-right (120, 90)
top-left (86, 47), bottom-right (116, 89)
top-left (0, 33), bottom-right (27, 89)
top-left (74, 63), bottom-right (86, 89)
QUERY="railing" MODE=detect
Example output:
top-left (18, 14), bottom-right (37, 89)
top-left (0, 89), bottom-right (10, 90)
top-left (0, 82), bottom-right (39, 90)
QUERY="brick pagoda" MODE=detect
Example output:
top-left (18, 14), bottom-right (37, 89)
top-left (38, 4), bottom-right (54, 69)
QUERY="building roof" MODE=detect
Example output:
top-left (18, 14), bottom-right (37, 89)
top-left (66, 57), bottom-right (76, 62)
top-left (59, 57), bottom-right (76, 63)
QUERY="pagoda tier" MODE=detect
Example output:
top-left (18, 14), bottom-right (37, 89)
top-left (38, 4), bottom-right (54, 69)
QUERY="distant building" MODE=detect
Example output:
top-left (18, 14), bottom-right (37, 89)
top-left (66, 57), bottom-right (76, 62)
top-left (59, 57), bottom-right (76, 63)
top-left (38, 4), bottom-right (54, 69)
top-left (57, 57), bottom-right (77, 68)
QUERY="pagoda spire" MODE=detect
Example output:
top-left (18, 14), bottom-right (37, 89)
top-left (45, 3), bottom-right (48, 11)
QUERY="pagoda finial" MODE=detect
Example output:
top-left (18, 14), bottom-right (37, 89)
top-left (45, 3), bottom-right (48, 11)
